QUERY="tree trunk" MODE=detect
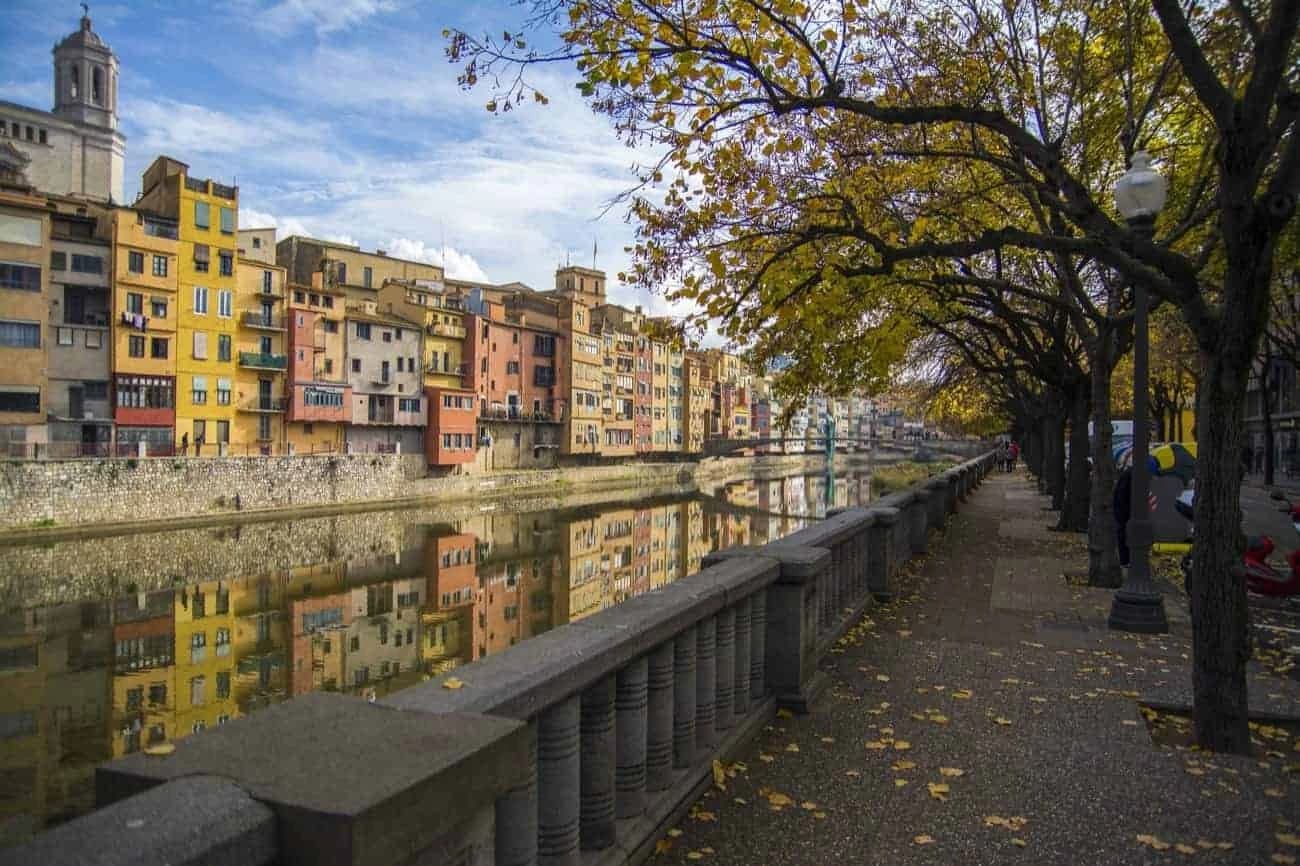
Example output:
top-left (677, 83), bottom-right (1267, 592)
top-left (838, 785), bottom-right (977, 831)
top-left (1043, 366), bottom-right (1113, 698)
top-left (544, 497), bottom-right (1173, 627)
top-left (1058, 383), bottom-right (1090, 531)
top-left (1088, 358), bottom-right (1122, 586)
top-left (1262, 357), bottom-right (1274, 486)
top-left (1044, 412), bottom-right (1066, 510)
top-left (1189, 356), bottom-right (1252, 754)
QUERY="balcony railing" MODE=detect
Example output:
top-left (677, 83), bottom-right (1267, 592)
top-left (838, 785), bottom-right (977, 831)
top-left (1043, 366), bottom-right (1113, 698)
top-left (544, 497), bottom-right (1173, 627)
top-left (479, 406), bottom-right (563, 423)
top-left (238, 397), bottom-right (287, 413)
top-left (427, 323), bottom-right (466, 339)
top-left (184, 176), bottom-right (208, 193)
top-left (238, 351), bottom-right (288, 370)
top-left (241, 312), bottom-right (285, 330)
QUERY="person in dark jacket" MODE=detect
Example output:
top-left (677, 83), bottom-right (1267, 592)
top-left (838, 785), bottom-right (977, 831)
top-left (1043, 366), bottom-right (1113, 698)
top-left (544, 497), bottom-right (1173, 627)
top-left (1114, 465), bottom-right (1133, 568)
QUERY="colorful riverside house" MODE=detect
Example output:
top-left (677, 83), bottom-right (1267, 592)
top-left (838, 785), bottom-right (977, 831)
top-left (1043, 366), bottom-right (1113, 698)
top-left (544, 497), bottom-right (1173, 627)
top-left (46, 197), bottom-right (113, 457)
top-left (634, 333), bottom-right (653, 454)
top-left (282, 271), bottom-right (349, 454)
top-left (109, 207), bottom-right (178, 455)
top-left (109, 590), bottom-right (177, 758)
top-left (0, 169), bottom-right (50, 455)
top-left (683, 351), bottom-right (711, 453)
top-left (375, 277), bottom-right (476, 471)
top-left (232, 246), bottom-right (288, 454)
top-left (421, 532), bottom-right (476, 672)
top-left (135, 157), bottom-right (239, 456)
top-left (343, 300), bottom-right (424, 454)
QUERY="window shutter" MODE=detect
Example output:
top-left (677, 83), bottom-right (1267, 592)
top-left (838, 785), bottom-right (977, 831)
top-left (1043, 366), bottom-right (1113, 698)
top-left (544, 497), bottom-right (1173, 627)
top-left (192, 331), bottom-right (208, 359)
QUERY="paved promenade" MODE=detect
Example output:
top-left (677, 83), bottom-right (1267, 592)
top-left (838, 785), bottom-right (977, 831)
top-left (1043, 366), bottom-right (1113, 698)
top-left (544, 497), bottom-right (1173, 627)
top-left (656, 473), bottom-right (1300, 865)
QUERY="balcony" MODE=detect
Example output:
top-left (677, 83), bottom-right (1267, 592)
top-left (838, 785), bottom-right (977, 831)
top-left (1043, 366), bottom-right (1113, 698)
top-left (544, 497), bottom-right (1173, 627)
top-left (238, 351), bottom-right (287, 370)
top-left (238, 397), bottom-right (287, 413)
top-left (427, 323), bottom-right (467, 339)
top-left (371, 375), bottom-right (393, 387)
top-left (479, 406), bottom-right (563, 423)
top-left (241, 312), bottom-right (285, 330)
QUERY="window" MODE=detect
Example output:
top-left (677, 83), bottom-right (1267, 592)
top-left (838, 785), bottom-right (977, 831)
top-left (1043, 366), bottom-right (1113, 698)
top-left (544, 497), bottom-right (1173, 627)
top-left (0, 263), bottom-right (40, 291)
top-left (506, 360), bottom-right (520, 374)
top-left (363, 266), bottom-right (372, 288)
top-left (336, 263), bottom-right (347, 284)
top-left (310, 293), bottom-right (319, 306)
top-left (218, 289), bottom-right (232, 318)
top-left (115, 375), bottom-right (174, 409)
top-left (0, 389), bottom-right (39, 413)
top-left (217, 334), bottom-right (231, 362)
top-left (0, 321), bottom-right (39, 348)
top-left (399, 398), bottom-right (420, 412)
top-left (215, 629), bottom-right (231, 657)
top-left (190, 632), bottom-right (207, 663)
top-left (193, 243), bottom-right (209, 272)
top-left (323, 295), bottom-right (334, 308)
top-left (382, 330), bottom-right (392, 343)
top-left (150, 337), bottom-right (167, 359)
top-left (149, 683), bottom-right (167, 706)
top-left (193, 286), bottom-right (208, 314)
top-left (86, 330), bottom-right (102, 349)
top-left (216, 419), bottom-right (229, 443)
top-left (216, 670), bottom-right (231, 699)
top-left (351, 358), bottom-right (361, 373)
top-left (126, 292), bottom-right (143, 314)
top-left (219, 207), bottom-right (234, 234)
top-left (50, 251), bottom-right (66, 270)
top-left (0, 214), bottom-right (41, 246)
top-left (194, 201), bottom-right (210, 229)
top-left (533, 334), bottom-right (556, 357)
top-left (219, 252), bottom-right (233, 277)
top-left (192, 375), bottom-right (208, 405)
top-left (262, 271), bottom-right (272, 293)
top-left (151, 298), bottom-right (167, 318)
top-left (323, 320), bottom-right (338, 333)
top-left (356, 323), bottom-right (371, 340)
top-left (396, 357), bottom-right (404, 373)
top-left (408, 355), bottom-right (415, 371)
top-left (252, 236), bottom-right (262, 249)
top-left (57, 327), bottom-right (73, 346)
top-left (70, 254), bottom-right (103, 274)
top-left (190, 675), bottom-right (206, 705)
top-left (152, 255), bottom-right (167, 277)
top-left (216, 378), bottom-right (231, 406)
top-left (293, 290), bottom-right (305, 303)
top-left (128, 335), bottom-right (144, 357)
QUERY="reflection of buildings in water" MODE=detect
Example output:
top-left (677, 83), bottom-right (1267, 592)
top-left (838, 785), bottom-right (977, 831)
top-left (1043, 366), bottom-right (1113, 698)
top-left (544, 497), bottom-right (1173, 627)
top-left (1, 471), bottom-right (874, 840)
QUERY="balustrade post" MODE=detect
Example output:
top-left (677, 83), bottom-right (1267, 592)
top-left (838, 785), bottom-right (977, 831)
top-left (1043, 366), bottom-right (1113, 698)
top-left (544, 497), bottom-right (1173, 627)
top-left (866, 506), bottom-right (899, 601)
top-left (732, 598), bottom-right (751, 717)
top-left (496, 722), bottom-right (539, 866)
top-left (538, 696), bottom-right (581, 866)
top-left (614, 658), bottom-right (648, 819)
top-left (926, 477), bottom-right (948, 531)
top-left (907, 489), bottom-right (930, 555)
top-left (672, 625), bottom-right (697, 769)
top-left (944, 470), bottom-right (960, 516)
top-left (714, 607), bottom-right (735, 731)
top-left (695, 617), bottom-right (718, 753)
top-left (749, 590), bottom-right (767, 701)
top-left (645, 641), bottom-right (675, 791)
top-left (579, 676), bottom-right (616, 851)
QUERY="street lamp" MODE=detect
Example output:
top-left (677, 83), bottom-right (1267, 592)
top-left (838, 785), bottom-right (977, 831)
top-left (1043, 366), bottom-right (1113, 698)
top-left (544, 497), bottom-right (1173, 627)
top-left (1109, 150), bottom-right (1170, 634)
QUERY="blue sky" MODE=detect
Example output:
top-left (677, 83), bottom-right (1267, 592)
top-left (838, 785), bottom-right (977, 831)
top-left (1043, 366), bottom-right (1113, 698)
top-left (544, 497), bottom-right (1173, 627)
top-left (0, 0), bottom-right (677, 314)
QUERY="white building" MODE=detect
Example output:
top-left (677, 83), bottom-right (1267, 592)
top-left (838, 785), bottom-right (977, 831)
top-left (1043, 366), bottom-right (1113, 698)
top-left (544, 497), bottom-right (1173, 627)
top-left (0, 12), bottom-right (125, 204)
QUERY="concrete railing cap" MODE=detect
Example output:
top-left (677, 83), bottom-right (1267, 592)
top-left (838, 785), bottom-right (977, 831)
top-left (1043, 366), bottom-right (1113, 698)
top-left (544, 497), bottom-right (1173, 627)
top-left (866, 505), bottom-right (901, 525)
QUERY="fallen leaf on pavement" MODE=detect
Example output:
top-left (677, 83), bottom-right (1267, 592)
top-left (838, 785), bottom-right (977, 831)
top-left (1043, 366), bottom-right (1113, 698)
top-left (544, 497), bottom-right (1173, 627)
top-left (913, 835), bottom-right (936, 845)
top-left (894, 740), bottom-right (912, 751)
top-left (143, 743), bottom-right (175, 756)
top-left (994, 717), bottom-right (1013, 726)
top-left (927, 782), bottom-right (950, 801)
top-left (1136, 834), bottom-right (1172, 851)
top-left (655, 839), bottom-right (672, 855)
top-left (785, 743), bottom-right (800, 753)
top-left (892, 760), bottom-right (916, 771)
top-left (442, 677), bottom-right (465, 690)
top-left (939, 767), bottom-right (965, 777)
top-left (1011, 838), bottom-right (1027, 847)
top-left (895, 779), bottom-right (909, 788)
top-left (711, 760), bottom-right (726, 790)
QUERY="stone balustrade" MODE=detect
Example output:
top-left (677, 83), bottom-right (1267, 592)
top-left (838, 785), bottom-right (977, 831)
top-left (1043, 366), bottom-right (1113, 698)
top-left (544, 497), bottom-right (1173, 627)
top-left (1, 451), bottom-right (997, 866)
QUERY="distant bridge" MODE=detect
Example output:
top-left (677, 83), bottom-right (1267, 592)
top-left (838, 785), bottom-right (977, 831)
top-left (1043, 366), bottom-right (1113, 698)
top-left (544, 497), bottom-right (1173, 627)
top-left (701, 435), bottom-right (905, 458)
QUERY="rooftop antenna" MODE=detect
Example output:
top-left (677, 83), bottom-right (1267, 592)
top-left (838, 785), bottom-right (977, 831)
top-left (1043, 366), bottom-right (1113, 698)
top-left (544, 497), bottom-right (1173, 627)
top-left (592, 236), bottom-right (598, 270)
top-left (440, 222), bottom-right (445, 269)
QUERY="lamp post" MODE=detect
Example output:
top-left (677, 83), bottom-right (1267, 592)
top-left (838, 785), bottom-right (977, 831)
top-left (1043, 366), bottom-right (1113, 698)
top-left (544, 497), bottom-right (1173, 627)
top-left (1108, 150), bottom-right (1170, 634)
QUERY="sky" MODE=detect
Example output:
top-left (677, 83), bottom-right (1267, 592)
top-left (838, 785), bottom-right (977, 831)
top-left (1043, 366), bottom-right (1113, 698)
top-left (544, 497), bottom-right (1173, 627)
top-left (0, 0), bottom-right (686, 319)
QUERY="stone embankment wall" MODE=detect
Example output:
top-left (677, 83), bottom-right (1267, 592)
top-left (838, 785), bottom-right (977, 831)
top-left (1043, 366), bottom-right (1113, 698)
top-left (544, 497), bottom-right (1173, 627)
top-left (0, 451), bottom-right (844, 533)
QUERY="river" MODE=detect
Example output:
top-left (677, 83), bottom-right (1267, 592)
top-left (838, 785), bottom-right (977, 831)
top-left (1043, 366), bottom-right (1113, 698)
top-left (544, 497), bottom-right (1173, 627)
top-left (0, 464), bottom-right (875, 844)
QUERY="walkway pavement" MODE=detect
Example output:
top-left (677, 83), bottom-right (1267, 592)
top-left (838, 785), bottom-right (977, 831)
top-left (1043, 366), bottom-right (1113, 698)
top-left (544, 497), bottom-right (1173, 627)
top-left (655, 472), bottom-right (1300, 865)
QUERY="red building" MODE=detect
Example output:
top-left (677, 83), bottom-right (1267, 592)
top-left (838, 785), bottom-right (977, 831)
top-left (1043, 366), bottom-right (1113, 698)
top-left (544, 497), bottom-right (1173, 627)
top-left (426, 386), bottom-right (477, 467)
top-left (463, 301), bottom-right (566, 420)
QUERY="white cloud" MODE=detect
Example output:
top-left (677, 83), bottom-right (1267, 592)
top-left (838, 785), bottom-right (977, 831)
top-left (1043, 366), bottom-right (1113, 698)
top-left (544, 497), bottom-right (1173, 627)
top-left (237, 0), bottom-right (398, 36)
top-left (0, 79), bottom-right (49, 109)
top-left (381, 238), bottom-right (490, 283)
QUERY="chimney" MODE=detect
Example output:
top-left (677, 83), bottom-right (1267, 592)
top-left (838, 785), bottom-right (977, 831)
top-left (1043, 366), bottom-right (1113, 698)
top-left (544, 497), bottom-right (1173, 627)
top-left (376, 249), bottom-right (387, 256)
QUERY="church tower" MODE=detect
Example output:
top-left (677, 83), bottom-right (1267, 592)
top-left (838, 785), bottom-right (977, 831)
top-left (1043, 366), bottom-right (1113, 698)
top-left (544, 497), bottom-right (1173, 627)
top-left (52, 8), bottom-right (119, 132)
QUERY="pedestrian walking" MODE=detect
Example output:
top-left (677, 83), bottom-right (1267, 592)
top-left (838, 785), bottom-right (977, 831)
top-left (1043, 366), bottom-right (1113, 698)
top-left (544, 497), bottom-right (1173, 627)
top-left (180, 433), bottom-right (189, 456)
top-left (996, 440), bottom-right (1008, 472)
top-left (1008, 440), bottom-right (1020, 472)
top-left (194, 433), bottom-right (204, 457)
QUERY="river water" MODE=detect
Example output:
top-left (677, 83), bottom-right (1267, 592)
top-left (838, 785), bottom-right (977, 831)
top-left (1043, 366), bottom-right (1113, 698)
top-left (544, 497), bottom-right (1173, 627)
top-left (0, 466), bottom-right (874, 843)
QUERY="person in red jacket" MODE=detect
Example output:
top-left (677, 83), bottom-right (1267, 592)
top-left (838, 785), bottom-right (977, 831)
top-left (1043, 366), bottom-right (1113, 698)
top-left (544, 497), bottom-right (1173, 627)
top-left (1007, 440), bottom-right (1020, 471)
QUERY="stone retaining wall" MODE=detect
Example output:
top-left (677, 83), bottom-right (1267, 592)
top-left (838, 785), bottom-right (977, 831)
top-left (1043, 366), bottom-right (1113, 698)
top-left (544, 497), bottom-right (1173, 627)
top-left (0, 451), bottom-right (845, 532)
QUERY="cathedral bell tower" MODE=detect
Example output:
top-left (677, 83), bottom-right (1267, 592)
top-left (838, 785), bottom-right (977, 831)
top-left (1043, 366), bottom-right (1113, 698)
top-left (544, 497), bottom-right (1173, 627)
top-left (52, 6), bottom-right (119, 131)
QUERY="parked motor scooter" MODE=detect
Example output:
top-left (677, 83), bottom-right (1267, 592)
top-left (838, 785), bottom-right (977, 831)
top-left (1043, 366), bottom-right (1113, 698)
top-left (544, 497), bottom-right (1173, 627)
top-left (1179, 488), bottom-right (1300, 598)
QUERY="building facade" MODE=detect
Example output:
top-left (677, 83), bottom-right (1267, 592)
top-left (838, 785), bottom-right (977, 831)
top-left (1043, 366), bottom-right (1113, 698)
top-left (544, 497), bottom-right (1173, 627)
top-left (0, 178), bottom-right (50, 454)
top-left (343, 303), bottom-right (424, 453)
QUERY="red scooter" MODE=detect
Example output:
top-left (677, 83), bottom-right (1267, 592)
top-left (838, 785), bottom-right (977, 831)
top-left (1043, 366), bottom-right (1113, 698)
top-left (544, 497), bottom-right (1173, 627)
top-left (1178, 490), bottom-right (1300, 598)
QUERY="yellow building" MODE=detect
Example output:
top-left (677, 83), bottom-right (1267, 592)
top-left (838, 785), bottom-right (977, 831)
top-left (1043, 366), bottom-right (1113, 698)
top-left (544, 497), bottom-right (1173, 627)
top-left (376, 279), bottom-right (467, 390)
top-left (110, 207), bottom-right (179, 454)
top-left (172, 580), bottom-right (238, 736)
top-left (233, 256), bottom-right (288, 453)
top-left (0, 179), bottom-right (50, 453)
top-left (136, 156), bottom-right (239, 455)
top-left (651, 338), bottom-right (671, 451)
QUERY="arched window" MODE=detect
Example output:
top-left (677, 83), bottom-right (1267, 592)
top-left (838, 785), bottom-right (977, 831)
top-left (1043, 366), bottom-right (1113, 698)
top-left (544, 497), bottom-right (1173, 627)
top-left (92, 66), bottom-right (103, 104)
top-left (69, 65), bottom-right (79, 99)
